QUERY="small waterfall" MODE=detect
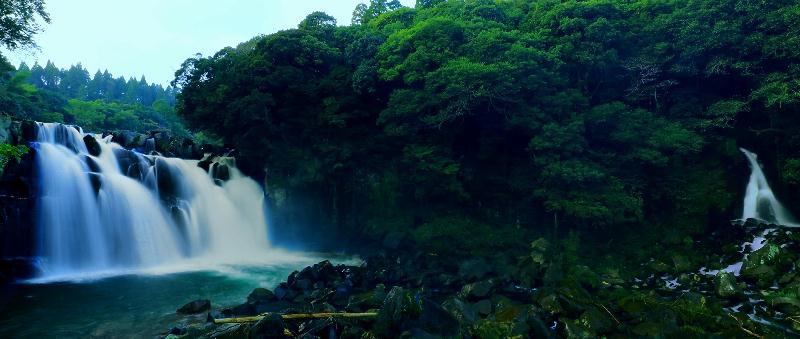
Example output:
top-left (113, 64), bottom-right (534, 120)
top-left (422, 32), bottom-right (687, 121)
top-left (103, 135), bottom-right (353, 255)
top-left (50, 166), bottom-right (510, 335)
top-left (740, 148), bottom-right (797, 226)
top-left (33, 122), bottom-right (271, 279)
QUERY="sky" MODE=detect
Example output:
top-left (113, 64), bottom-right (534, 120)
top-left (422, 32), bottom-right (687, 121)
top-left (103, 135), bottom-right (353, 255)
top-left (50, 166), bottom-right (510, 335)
top-left (2, 0), bottom-right (416, 87)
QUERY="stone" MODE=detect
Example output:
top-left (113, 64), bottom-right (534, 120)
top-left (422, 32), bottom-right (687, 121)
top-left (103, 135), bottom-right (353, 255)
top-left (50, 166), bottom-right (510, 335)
top-left (473, 299), bottom-right (492, 316)
top-left (177, 299), bottom-right (211, 314)
top-left (199, 323), bottom-right (248, 339)
top-left (249, 313), bottom-right (286, 339)
top-left (83, 135), bottom-right (101, 156)
top-left (247, 288), bottom-right (275, 304)
top-left (346, 288), bottom-right (386, 312)
top-left (741, 243), bottom-right (780, 286)
top-left (714, 272), bottom-right (740, 299)
top-left (460, 279), bottom-right (494, 300)
top-left (458, 258), bottom-right (491, 282)
top-left (672, 255), bottom-right (693, 272)
top-left (441, 297), bottom-right (477, 327)
top-left (579, 305), bottom-right (615, 334)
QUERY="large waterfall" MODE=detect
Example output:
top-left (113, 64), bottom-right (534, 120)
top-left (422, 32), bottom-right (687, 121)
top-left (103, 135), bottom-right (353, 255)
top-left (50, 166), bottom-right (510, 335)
top-left (740, 148), bottom-right (797, 226)
top-left (33, 122), bottom-right (270, 279)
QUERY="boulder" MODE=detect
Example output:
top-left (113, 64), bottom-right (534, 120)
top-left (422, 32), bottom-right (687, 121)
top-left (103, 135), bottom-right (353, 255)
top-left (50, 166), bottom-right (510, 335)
top-left (199, 323), bottom-right (248, 339)
top-left (458, 258), bottom-right (491, 282)
top-left (473, 299), bottom-right (492, 316)
top-left (714, 272), bottom-right (740, 299)
top-left (460, 280), bottom-right (494, 300)
top-left (249, 313), bottom-right (286, 339)
top-left (177, 299), bottom-right (211, 314)
top-left (83, 135), bottom-right (101, 156)
top-left (441, 297), bottom-right (477, 327)
top-left (741, 243), bottom-right (780, 286)
top-left (247, 288), bottom-right (275, 304)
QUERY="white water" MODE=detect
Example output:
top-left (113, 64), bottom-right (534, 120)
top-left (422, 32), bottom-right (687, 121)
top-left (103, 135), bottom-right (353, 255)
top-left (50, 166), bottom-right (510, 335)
top-left (33, 122), bottom-right (272, 280)
top-left (740, 148), bottom-right (798, 226)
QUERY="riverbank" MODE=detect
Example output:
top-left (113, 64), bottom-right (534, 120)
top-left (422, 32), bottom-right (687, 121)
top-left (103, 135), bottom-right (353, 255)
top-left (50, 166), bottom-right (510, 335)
top-left (162, 219), bottom-right (800, 338)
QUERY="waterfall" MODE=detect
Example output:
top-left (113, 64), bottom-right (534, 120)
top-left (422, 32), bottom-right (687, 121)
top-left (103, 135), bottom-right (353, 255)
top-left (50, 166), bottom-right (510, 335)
top-left (33, 122), bottom-right (270, 279)
top-left (740, 148), bottom-right (797, 226)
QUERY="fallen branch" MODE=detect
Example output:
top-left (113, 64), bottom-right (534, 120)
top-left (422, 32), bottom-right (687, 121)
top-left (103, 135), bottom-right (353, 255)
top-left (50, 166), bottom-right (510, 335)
top-left (213, 312), bottom-right (379, 324)
top-left (728, 313), bottom-right (764, 339)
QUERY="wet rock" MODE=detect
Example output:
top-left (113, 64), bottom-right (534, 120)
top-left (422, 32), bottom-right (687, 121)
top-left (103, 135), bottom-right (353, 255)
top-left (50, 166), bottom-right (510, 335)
top-left (374, 287), bottom-right (459, 337)
top-left (177, 299), bottom-right (211, 314)
top-left (672, 255), bottom-right (692, 273)
top-left (741, 243), bottom-right (780, 286)
top-left (345, 286), bottom-right (386, 312)
top-left (83, 135), bottom-right (101, 156)
top-left (247, 288), bottom-right (275, 304)
top-left (293, 278), bottom-right (313, 291)
top-left (250, 313), bottom-right (286, 339)
top-left (374, 287), bottom-right (420, 335)
top-left (714, 272), bottom-right (740, 299)
top-left (460, 279), bottom-right (494, 300)
top-left (221, 303), bottom-right (256, 317)
top-left (274, 283), bottom-right (297, 301)
top-left (579, 305), bottom-right (615, 334)
top-left (168, 326), bottom-right (186, 335)
top-left (458, 258), bottom-right (491, 282)
top-left (473, 299), bottom-right (492, 316)
top-left (441, 297), bottom-right (477, 327)
top-left (199, 323), bottom-right (248, 339)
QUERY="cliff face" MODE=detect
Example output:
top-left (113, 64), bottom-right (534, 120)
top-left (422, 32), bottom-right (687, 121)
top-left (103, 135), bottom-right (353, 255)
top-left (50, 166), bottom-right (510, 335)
top-left (0, 118), bottom-right (37, 280)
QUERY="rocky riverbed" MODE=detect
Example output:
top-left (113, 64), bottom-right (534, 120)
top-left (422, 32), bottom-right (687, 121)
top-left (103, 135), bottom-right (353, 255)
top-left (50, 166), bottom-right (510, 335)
top-left (159, 219), bottom-right (800, 338)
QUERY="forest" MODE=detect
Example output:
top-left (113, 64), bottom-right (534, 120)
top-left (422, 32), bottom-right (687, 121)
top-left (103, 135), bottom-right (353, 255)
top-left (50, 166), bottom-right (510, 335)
top-left (3, 0), bottom-right (800, 338)
top-left (175, 0), bottom-right (800, 249)
top-left (0, 57), bottom-right (185, 134)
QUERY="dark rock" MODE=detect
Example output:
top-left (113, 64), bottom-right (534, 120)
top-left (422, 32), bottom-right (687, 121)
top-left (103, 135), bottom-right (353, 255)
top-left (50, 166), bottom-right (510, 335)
top-left (249, 313), bottom-right (286, 339)
top-left (374, 287), bottom-right (420, 335)
top-left (441, 297), bottom-right (477, 327)
top-left (199, 323), bottom-right (248, 339)
top-left (87, 173), bottom-right (102, 195)
top-left (401, 328), bottom-right (438, 339)
top-left (458, 258), bottom-right (491, 282)
top-left (83, 135), bottom-right (101, 156)
top-left (741, 243), bottom-right (780, 286)
top-left (247, 288), bottom-right (275, 304)
top-left (221, 303), bottom-right (256, 317)
top-left (177, 299), bottom-right (211, 314)
top-left (473, 299), bottom-right (492, 316)
top-left (293, 278), bottom-right (313, 291)
top-left (460, 280), bottom-right (494, 300)
top-left (579, 305), bottom-right (615, 334)
top-left (168, 327), bottom-right (186, 335)
top-left (714, 272), bottom-right (741, 299)
top-left (345, 286), bottom-right (386, 312)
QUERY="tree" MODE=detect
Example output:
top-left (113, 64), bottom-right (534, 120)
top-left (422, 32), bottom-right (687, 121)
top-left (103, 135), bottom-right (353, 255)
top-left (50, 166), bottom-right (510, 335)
top-left (0, 0), bottom-right (49, 50)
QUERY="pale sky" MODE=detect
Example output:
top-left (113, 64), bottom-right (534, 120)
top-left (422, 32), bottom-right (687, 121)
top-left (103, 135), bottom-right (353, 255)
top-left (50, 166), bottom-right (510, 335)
top-left (2, 0), bottom-right (416, 86)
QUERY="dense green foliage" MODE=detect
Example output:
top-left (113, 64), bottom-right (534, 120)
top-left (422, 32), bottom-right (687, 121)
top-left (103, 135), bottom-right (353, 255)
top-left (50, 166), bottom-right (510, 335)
top-left (0, 0), bottom-right (49, 50)
top-left (0, 57), bottom-right (185, 134)
top-left (173, 0), bottom-right (800, 241)
top-left (0, 142), bottom-right (27, 171)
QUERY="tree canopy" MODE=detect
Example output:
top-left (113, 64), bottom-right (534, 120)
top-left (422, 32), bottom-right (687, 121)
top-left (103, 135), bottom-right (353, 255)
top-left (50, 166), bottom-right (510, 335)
top-left (171, 0), bottom-right (800, 242)
top-left (0, 0), bottom-right (49, 50)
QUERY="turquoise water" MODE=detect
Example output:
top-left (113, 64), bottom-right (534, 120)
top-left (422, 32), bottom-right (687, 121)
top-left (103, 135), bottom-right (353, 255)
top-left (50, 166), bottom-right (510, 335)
top-left (0, 254), bottom-right (346, 338)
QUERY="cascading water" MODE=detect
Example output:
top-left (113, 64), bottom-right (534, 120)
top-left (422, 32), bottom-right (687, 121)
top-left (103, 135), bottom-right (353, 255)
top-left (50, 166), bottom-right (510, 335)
top-left (740, 148), bottom-right (798, 227)
top-left (33, 122), bottom-right (270, 279)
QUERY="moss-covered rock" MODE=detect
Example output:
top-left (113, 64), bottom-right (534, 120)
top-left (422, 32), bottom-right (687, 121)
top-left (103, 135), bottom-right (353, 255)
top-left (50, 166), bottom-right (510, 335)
top-left (714, 272), bottom-right (741, 299)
